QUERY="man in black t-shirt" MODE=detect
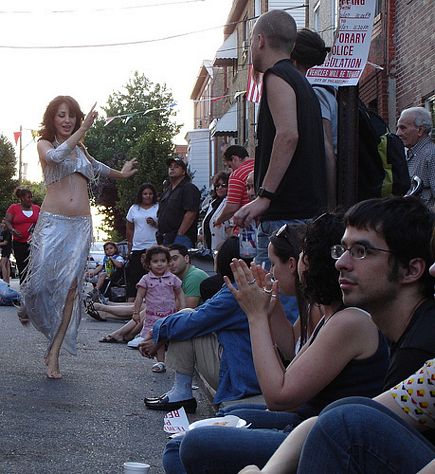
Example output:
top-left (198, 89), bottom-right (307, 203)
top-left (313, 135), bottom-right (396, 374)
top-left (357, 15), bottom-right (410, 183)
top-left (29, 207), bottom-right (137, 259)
top-left (157, 158), bottom-right (201, 249)
top-left (334, 196), bottom-right (435, 388)
top-left (234, 10), bottom-right (326, 269)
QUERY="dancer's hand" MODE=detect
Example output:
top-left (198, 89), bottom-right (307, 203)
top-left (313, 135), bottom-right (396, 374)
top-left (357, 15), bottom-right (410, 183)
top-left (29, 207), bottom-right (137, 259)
top-left (82, 102), bottom-right (98, 131)
top-left (120, 159), bottom-right (138, 178)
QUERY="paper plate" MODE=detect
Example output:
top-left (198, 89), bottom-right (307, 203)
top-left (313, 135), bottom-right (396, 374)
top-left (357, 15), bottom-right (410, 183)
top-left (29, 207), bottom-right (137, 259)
top-left (189, 415), bottom-right (247, 430)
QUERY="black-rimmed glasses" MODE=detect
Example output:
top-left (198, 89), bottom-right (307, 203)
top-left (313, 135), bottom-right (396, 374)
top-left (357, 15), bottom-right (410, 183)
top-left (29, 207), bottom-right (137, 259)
top-left (331, 243), bottom-right (393, 260)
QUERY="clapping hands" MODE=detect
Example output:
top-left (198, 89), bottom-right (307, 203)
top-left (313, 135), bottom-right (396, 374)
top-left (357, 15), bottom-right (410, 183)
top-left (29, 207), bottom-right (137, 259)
top-left (224, 259), bottom-right (279, 321)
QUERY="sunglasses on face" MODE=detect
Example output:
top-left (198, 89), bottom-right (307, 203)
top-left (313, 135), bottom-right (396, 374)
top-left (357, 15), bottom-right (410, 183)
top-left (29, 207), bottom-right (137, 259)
top-left (215, 183), bottom-right (228, 189)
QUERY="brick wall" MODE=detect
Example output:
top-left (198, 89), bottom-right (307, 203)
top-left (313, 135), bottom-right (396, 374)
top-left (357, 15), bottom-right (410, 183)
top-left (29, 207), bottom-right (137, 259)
top-left (395, 0), bottom-right (435, 114)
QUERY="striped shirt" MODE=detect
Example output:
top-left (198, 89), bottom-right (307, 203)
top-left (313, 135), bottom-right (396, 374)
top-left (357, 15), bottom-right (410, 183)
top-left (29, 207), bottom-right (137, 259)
top-left (226, 158), bottom-right (255, 207)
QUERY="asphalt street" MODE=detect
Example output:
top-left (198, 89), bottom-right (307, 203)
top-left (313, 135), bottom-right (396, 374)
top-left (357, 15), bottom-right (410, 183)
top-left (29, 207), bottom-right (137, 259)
top-left (0, 277), bottom-right (215, 474)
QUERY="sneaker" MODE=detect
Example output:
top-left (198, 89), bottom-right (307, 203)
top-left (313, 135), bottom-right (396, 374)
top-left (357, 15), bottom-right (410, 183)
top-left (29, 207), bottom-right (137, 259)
top-left (127, 336), bottom-right (145, 349)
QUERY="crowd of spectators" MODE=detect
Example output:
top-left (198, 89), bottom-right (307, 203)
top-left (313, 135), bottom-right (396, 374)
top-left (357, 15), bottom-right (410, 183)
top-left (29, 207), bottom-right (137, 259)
top-left (3, 8), bottom-right (434, 471)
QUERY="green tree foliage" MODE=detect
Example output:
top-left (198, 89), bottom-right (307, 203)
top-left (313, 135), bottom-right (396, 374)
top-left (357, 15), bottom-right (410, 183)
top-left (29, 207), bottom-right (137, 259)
top-left (0, 135), bottom-right (18, 218)
top-left (85, 72), bottom-right (180, 239)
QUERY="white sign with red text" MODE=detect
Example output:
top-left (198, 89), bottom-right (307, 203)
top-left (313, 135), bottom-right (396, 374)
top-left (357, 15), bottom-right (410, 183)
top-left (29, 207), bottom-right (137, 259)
top-left (306, 0), bottom-right (376, 86)
top-left (163, 407), bottom-right (190, 435)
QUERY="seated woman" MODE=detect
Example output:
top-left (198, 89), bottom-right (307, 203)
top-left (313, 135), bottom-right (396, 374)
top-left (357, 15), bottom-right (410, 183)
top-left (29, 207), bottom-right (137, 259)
top-left (201, 171), bottom-right (232, 253)
top-left (163, 213), bottom-right (390, 474)
top-left (239, 247), bottom-right (435, 474)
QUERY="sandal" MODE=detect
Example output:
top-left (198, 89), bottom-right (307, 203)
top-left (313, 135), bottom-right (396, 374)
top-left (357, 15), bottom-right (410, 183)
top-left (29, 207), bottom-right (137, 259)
top-left (86, 301), bottom-right (106, 321)
top-left (99, 335), bottom-right (124, 343)
top-left (152, 362), bottom-right (166, 373)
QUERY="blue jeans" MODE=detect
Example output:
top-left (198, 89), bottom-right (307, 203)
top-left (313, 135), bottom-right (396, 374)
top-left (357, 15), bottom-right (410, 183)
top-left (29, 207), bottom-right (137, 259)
top-left (163, 427), bottom-right (288, 474)
top-left (163, 233), bottom-right (194, 249)
top-left (162, 403), bottom-right (313, 473)
top-left (217, 403), bottom-right (305, 430)
top-left (297, 397), bottom-right (435, 473)
top-left (255, 219), bottom-right (308, 270)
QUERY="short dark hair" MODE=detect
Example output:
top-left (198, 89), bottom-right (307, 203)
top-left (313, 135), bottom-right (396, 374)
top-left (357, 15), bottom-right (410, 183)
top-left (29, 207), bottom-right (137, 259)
top-left (39, 96), bottom-right (84, 142)
top-left (223, 145), bottom-right (249, 162)
top-left (301, 212), bottom-right (345, 306)
top-left (14, 186), bottom-right (32, 200)
top-left (291, 28), bottom-right (330, 69)
top-left (143, 245), bottom-right (171, 270)
top-left (168, 243), bottom-right (190, 261)
top-left (211, 171), bottom-right (230, 199)
top-left (103, 241), bottom-right (119, 254)
top-left (255, 10), bottom-right (297, 55)
top-left (135, 183), bottom-right (157, 205)
top-left (215, 236), bottom-right (252, 282)
top-left (345, 197), bottom-right (435, 297)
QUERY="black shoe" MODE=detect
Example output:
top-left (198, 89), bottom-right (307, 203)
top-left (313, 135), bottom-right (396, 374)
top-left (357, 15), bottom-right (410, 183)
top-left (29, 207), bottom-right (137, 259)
top-left (145, 396), bottom-right (197, 414)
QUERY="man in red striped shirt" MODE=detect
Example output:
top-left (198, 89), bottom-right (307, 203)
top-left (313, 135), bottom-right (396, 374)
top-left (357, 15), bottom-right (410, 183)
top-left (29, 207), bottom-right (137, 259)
top-left (214, 145), bottom-right (254, 228)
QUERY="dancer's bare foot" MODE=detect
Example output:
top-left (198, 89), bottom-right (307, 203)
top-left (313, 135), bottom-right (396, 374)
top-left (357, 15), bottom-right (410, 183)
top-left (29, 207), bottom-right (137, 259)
top-left (44, 355), bottom-right (62, 379)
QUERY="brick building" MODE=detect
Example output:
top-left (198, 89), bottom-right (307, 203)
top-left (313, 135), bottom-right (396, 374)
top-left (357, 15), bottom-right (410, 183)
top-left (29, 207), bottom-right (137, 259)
top-left (308, 0), bottom-right (435, 129)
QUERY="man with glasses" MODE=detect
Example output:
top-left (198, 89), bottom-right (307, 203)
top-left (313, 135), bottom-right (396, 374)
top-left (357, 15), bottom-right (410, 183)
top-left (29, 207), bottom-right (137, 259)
top-left (214, 145), bottom-right (254, 228)
top-left (233, 10), bottom-right (326, 269)
top-left (333, 196), bottom-right (435, 389)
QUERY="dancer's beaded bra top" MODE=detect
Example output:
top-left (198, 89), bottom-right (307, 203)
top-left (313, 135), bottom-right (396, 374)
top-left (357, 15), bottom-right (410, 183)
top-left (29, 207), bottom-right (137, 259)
top-left (42, 140), bottom-right (111, 185)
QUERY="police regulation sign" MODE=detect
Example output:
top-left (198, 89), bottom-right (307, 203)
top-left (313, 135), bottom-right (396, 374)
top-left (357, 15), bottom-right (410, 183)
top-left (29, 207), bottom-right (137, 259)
top-left (306, 0), bottom-right (376, 86)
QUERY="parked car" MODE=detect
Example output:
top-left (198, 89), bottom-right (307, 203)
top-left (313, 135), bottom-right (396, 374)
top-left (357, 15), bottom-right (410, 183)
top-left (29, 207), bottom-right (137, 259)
top-left (89, 242), bottom-right (105, 265)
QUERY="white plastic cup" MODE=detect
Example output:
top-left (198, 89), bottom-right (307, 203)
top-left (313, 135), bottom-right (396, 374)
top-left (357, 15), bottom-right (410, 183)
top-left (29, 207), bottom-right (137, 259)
top-left (123, 461), bottom-right (150, 474)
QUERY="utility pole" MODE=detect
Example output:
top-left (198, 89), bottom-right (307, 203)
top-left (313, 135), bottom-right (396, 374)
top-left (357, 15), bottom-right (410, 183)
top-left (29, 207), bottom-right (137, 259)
top-left (18, 125), bottom-right (23, 183)
top-left (337, 86), bottom-right (359, 209)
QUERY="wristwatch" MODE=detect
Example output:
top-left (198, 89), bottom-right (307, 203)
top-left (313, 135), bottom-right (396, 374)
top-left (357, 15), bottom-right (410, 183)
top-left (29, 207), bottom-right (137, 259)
top-left (257, 187), bottom-right (275, 200)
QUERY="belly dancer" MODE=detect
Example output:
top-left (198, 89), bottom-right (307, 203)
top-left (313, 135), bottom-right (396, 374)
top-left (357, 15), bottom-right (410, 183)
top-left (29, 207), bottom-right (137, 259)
top-left (20, 95), bottom-right (137, 378)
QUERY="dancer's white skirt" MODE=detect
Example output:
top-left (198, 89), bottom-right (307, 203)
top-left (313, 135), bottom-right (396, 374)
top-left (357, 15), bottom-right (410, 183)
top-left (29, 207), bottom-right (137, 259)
top-left (21, 211), bottom-right (92, 355)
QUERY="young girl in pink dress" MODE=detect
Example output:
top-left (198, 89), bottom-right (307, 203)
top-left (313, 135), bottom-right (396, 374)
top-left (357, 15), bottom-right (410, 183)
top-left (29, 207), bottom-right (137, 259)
top-left (133, 245), bottom-right (186, 373)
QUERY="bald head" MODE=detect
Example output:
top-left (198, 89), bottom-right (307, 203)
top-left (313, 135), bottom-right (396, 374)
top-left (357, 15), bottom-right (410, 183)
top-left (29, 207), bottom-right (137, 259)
top-left (254, 10), bottom-right (297, 55)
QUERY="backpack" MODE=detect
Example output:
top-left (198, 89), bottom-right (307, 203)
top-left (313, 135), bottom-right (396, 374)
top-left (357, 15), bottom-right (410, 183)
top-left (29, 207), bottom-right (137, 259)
top-left (357, 101), bottom-right (410, 201)
top-left (313, 85), bottom-right (410, 201)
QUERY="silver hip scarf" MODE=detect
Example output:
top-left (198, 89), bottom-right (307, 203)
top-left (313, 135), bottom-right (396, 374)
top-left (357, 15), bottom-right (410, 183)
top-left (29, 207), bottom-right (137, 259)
top-left (21, 211), bottom-right (92, 355)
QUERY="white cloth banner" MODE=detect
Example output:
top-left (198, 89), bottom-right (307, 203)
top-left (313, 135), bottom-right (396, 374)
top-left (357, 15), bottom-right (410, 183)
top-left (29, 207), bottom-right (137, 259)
top-left (306, 0), bottom-right (377, 87)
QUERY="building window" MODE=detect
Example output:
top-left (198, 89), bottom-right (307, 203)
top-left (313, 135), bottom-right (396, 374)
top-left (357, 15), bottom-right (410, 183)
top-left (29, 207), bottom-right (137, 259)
top-left (314, 1), bottom-right (321, 32)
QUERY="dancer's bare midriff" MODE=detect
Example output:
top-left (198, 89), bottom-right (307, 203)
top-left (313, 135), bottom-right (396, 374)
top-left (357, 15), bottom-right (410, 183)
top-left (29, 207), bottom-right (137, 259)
top-left (41, 173), bottom-right (91, 217)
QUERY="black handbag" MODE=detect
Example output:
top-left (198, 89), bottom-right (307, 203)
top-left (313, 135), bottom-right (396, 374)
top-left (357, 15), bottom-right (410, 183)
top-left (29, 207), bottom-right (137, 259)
top-left (109, 286), bottom-right (127, 302)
